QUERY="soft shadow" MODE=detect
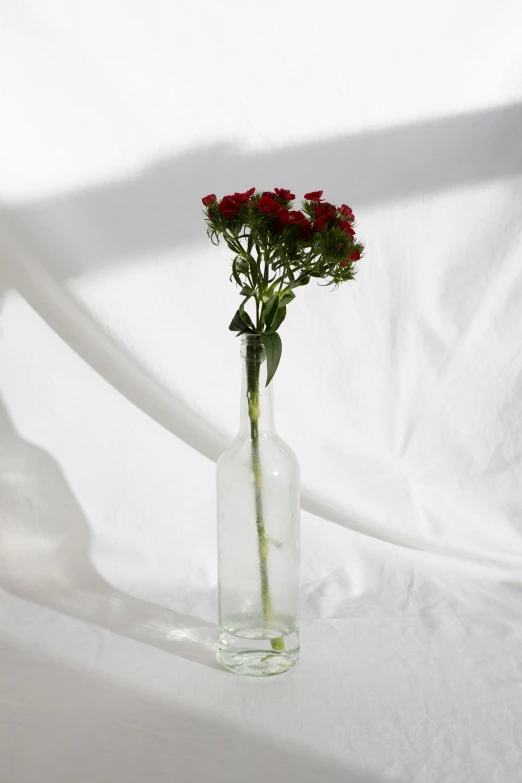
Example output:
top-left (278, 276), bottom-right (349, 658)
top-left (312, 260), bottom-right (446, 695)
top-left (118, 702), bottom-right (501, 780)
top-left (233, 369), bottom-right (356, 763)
top-left (0, 394), bottom-right (220, 670)
top-left (0, 235), bottom-right (431, 554)
top-left (2, 103), bottom-right (522, 563)
top-left (0, 639), bottom-right (391, 783)
top-left (8, 101), bottom-right (522, 276)
top-left (2, 217), bottom-right (521, 569)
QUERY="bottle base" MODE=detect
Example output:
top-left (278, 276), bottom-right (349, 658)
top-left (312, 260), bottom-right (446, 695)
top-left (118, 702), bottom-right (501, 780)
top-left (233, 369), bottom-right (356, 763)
top-left (218, 625), bottom-right (299, 677)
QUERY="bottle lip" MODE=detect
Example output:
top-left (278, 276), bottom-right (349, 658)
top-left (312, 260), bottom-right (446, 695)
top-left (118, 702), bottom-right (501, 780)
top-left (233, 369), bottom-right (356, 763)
top-left (239, 332), bottom-right (265, 359)
top-left (240, 333), bottom-right (262, 343)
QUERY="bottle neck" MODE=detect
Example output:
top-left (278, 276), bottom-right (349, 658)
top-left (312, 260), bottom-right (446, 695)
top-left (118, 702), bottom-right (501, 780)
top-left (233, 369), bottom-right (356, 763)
top-left (239, 335), bottom-right (276, 437)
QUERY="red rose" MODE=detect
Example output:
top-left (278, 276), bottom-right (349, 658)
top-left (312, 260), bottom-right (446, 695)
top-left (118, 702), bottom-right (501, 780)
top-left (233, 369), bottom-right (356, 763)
top-left (313, 217), bottom-right (327, 232)
top-left (304, 190), bottom-right (323, 201)
top-left (202, 194), bottom-right (217, 207)
top-left (262, 191), bottom-right (278, 199)
top-left (338, 204), bottom-right (353, 219)
top-left (258, 195), bottom-right (281, 215)
top-left (274, 188), bottom-right (295, 201)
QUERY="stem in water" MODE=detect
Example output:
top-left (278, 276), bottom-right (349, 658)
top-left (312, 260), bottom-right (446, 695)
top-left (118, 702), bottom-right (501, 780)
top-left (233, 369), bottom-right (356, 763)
top-left (246, 341), bottom-right (285, 652)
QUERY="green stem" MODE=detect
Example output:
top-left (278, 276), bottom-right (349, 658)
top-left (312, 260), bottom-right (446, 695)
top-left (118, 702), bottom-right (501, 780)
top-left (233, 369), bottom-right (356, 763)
top-left (263, 247), bottom-right (271, 286)
top-left (246, 342), bottom-right (285, 653)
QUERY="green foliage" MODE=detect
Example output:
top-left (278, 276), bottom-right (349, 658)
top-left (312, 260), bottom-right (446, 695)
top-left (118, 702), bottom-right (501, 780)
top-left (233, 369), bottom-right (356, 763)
top-left (263, 295), bottom-right (280, 331)
top-left (203, 189), bottom-right (365, 383)
top-left (260, 332), bottom-right (282, 387)
top-left (267, 306), bottom-right (286, 334)
top-left (279, 290), bottom-right (295, 307)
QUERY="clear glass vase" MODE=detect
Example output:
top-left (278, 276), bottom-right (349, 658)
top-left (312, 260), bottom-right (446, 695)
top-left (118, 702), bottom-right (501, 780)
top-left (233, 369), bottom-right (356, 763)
top-left (217, 334), bottom-right (300, 676)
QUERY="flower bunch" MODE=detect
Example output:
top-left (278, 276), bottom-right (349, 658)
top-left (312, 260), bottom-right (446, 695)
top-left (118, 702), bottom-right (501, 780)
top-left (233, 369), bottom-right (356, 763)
top-left (202, 188), bottom-right (365, 382)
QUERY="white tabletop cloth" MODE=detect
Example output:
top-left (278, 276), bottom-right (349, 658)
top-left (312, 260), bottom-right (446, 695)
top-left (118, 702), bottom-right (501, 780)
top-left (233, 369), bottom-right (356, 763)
top-left (1, 2), bottom-right (522, 781)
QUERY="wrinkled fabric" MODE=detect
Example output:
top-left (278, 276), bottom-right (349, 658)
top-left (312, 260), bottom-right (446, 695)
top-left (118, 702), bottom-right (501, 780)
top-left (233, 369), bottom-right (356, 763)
top-left (1, 1), bottom-right (522, 781)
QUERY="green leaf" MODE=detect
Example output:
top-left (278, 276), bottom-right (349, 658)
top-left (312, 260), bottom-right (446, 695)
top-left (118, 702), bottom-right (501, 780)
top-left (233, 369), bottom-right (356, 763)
top-left (229, 311), bottom-right (246, 332)
top-left (266, 306), bottom-right (286, 333)
top-left (263, 294), bottom-right (279, 331)
top-left (240, 310), bottom-right (256, 330)
top-left (290, 273), bottom-right (310, 289)
top-left (239, 300), bottom-right (256, 330)
top-left (232, 259), bottom-right (243, 288)
top-left (260, 332), bottom-right (282, 386)
top-left (279, 289), bottom-right (295, 307)
top-left (240, 286), bottom-right (252, 297)
top-left (229, 308), bottom-right (256, 333)
top-left (248, 258), bottom-right (259, 286)
top-left (238, 298), bottom-right (257, 331)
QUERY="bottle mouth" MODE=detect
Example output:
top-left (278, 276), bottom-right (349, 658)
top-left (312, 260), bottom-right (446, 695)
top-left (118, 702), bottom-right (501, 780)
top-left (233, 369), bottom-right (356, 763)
top-left (240, 333), bottom-right (262, 343)
top-left (240, 333), bottom-right (265, 359)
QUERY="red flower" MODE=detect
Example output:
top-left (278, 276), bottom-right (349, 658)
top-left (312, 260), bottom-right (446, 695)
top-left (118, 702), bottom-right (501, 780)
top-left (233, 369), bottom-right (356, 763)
top-left (279, 208), bottom-right (306, 225)
top-left (274, 188), bottom-right (295, 201)
top-left (313, 217), bottom-right (327, 232)
top-left (304, 190), bottom-right (324, 201)
top-left (231, 187), bottom-right (255, 205)
top-left (262, 191), bottom-right (278, 199)
top-left (338, 204), bottom-right (354, 219)
top-left (218, 188), bottom-right (255, 217)
top-left (314, 202), bottom-right (336, 220)
top-left (202, 194), bottom-right (217, 207)
top-left (300, 219), bottom-right (313, 240)
top-left (340, 250), bottom-right (361, 267)
top-left (219, 196), bottom-right (241, 217)
top-left (338, 219), bottom-right (356, 237)
top-left (258, 195), bottom-right (281, 215)
top-left (336, 243), bottom-right (343, 250)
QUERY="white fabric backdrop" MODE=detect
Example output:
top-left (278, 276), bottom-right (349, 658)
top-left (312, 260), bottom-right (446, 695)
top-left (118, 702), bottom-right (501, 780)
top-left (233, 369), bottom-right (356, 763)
top-left (1, 2), bottom-right (522, 781)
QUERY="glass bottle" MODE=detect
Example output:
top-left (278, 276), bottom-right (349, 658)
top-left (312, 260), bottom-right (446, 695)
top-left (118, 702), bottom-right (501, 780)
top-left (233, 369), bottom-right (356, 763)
top-left (217, 334), bottom-right (300, 676)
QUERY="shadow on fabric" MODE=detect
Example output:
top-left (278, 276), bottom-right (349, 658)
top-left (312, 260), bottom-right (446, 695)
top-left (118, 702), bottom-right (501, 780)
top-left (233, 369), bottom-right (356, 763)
top-left (0, 394), bottom-right (220, 670)
top-left (0, 639), bottom-right (390, 783)
top-left (1, 102), bottom-right (522, 561)
top-left (5, 101), bottom-right (522, 277)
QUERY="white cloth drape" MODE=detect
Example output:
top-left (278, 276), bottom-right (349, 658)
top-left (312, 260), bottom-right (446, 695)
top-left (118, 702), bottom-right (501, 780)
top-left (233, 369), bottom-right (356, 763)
top-left (1, 2), bottom-right (522, 781)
